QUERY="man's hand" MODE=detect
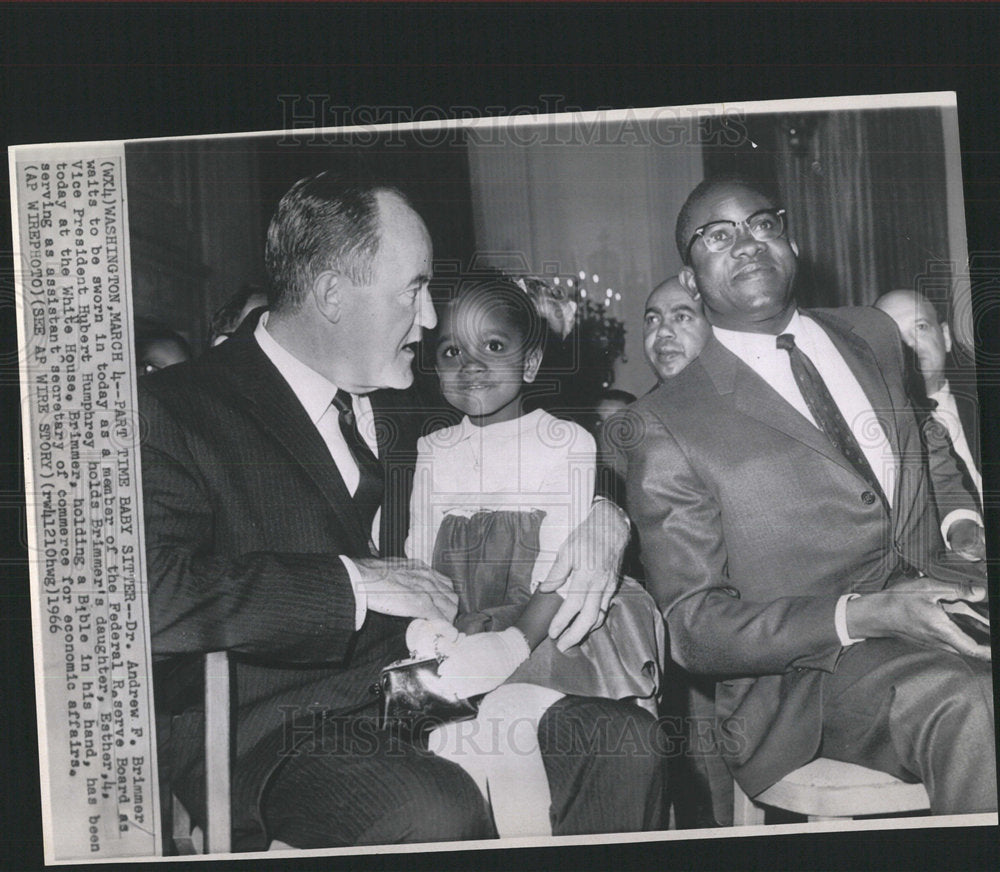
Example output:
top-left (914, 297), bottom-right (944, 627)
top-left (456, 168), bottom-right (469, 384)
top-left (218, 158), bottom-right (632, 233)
top-left (536, 498), bottom-right (628, 651)
top-left (846, 577), bottom-right (991, 661)
top-left (947, 518), bottom-right (986, 562)
top-left (353, 558), bottom-right (459, 623)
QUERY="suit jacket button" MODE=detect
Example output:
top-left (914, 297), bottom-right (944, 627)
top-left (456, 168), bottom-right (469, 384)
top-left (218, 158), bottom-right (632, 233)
top-left (861, 491), bottom-right (877, 505)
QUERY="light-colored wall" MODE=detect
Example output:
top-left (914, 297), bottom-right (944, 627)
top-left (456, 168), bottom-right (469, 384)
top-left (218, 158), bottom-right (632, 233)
top-left (467, 122), bottom-right (704, 398)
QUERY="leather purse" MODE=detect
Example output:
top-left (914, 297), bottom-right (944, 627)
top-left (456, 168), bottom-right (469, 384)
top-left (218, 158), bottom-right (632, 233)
top-left (376, 655), bottom-right (479, 740)
top-left (947, 598), bottom-right (991, 646)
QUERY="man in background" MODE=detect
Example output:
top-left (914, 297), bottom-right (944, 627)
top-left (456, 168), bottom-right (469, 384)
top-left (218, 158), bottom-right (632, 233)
top-left (642, 275), bottom-right (712, 385)
top-left (875, 289), bottom-right (981, 504)
top-left (208, 283), bottom-right (269, 346)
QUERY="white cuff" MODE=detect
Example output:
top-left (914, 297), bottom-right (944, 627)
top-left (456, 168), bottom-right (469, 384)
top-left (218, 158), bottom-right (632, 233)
top-left (500, 626), bottom-right (532, 664)
top-left (835, 593), bottom-right (864, 646)
top-left (339, 555), bottom-right (368, 630)
top-left (941, 510), bottom-right (983, 547)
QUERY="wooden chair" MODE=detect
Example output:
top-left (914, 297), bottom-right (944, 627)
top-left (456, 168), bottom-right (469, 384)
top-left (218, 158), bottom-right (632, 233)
top-left (171, 651), bottom-right (232, 854)
top-left (733, 758), bottom-right (930, 824)
top-left (171, 652), bottom-right (293, 854)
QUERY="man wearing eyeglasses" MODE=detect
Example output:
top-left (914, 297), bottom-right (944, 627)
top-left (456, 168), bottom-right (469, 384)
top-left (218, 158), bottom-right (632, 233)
top-left (619, 177), bottom-right (994, 818)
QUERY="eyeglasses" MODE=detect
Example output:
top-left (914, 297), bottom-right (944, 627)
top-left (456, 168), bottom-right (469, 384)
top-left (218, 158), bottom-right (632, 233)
top-left (685, 208), bottom-right (787, 264)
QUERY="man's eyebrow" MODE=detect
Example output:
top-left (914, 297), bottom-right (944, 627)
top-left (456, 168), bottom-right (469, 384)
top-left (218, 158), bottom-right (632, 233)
top-left (406, 272), bottom-right (431, 288)
top-left (670, 302), bottom-right (699, 315)
top-left (643, 307), bottom-right (663, 317)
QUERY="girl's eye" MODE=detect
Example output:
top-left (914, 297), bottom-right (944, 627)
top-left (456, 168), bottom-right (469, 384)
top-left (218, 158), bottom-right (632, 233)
top-left (486, 339), bottom-right (504, 352)
top-left (440, 346), bottom-right (460, 359)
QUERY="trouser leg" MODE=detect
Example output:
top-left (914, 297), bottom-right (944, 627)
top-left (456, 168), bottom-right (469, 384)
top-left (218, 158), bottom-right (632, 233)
top-left (820, 638), bottom-right (996, 815)
top-left (538, 696), bottom-right (664, 835)
top-left (260, 716), bottom-right (493, 848)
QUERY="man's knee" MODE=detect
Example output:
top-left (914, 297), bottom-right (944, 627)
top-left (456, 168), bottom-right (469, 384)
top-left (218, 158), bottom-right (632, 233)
top-left (540, 697), bottom-right (658, 759)
top-left (387, 757), bottom-right (493, 843)
top-left (894, 650), bottom-right (994, 723)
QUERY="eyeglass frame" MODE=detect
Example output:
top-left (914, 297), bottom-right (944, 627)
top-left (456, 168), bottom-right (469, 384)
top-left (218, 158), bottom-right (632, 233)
top-left (684, 207), bottom-right (788, 265)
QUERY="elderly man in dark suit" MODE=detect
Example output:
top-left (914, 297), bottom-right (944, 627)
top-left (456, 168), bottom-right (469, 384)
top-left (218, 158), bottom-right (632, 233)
top-left (620, 177), bottom-right (994, 816)
top-left (141, 173), bottom-right (660, 850)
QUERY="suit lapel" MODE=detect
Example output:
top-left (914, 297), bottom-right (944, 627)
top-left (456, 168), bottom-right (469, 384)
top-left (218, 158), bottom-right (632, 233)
top-left (215, 318), bottom-right (370, 551)
top-left (699, 336), bottom-right (864, 481)
top-left (701, 311), bottom-right (905, 497)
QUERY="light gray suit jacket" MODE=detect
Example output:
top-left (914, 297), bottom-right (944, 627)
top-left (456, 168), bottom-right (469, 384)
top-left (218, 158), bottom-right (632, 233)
top-left (620, 306), bottom-right (981, 796)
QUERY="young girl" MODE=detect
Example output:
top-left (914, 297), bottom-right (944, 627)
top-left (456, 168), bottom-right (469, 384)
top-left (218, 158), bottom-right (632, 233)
top-left (405, 276), bottom-right (663, 838)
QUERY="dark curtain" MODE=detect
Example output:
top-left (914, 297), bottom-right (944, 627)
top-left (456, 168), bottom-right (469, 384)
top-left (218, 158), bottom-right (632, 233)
top-left (702, 108), bottom-right (951, 310)
top-left (126, 133), bottom-right (477, 353)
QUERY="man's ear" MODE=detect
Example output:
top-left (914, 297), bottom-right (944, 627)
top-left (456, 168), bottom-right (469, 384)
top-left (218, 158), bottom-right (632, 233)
top-left (941, 321), bottom-right (953, 354)
top-left (679, 266), bottom-right (700, 299)
top-left (313, 271), bottom-right (342, 323)
top-left (523, 346), bottom-right (543, 384)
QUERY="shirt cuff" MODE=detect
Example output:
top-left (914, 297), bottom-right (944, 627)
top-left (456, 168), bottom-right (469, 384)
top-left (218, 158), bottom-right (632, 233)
top-left (339, 555), bottom-right (368, 630)
top-left (835, 593), bottom-right (864, 646)
top-left (941, 509), bottom-right (983, 547)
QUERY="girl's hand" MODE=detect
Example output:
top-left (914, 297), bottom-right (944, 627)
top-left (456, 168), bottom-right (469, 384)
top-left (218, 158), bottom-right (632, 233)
top-left (435, 628), bottom-right (531, 699)
top-left (406, 618), bottom-right (459, 659)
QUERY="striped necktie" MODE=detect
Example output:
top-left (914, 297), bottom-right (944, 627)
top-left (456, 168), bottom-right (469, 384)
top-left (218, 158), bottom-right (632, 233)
top-left (332, 389), bottom-right (384, 533)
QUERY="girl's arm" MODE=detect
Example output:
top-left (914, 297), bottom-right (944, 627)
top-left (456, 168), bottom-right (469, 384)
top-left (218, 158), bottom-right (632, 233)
top-left (516, 421), bottom-right (596, 648)
top-left (512, 590), bottom-right (564, 648)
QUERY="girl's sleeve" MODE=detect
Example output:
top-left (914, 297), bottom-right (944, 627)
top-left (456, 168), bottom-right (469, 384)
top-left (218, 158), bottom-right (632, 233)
top-left (531, 423), bottom-right (597, 587)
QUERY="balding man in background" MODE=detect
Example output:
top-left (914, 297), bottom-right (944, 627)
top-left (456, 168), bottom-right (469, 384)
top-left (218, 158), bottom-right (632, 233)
top-left (875, 289), bottom-right (981, 505)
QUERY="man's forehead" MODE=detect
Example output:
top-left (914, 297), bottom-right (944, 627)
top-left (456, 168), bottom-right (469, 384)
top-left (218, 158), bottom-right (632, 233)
top-left (879, 291), bottom-right (939, 324)
top-left (690, 184), bottom-right (775, 224)
top-left (646, 284), bottom-right (699, 314)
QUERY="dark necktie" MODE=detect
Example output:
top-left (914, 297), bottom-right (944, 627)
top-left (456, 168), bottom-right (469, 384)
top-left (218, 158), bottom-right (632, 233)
top-left (921, 398), bottom-right (982, 511)
top-left (332, 389), bottom-right (384, 534)
top-left (776, 333), bottom-right (887, 508)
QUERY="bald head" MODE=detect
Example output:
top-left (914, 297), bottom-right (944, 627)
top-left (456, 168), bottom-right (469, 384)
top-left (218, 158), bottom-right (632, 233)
top-left (874, 289), bottom-right (951, 392)
top-left (642, 276), bottom-right (711, 381)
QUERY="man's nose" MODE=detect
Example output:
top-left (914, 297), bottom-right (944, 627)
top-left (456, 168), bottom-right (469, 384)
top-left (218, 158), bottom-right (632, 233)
top-left (730, 226), bottom-right (765, 256)
top-left (417, 286), bottom-right (437, 330)
top-left (657, 321), bottom-right (676, 338)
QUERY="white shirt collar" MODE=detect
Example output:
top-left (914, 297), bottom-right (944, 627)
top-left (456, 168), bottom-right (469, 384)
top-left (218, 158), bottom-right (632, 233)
top-left (927, 380), bottom-right (952, 405)
top-left (712, 309), bottom-right (808, 359)
top-left (254, 311), bottom-right (339, 425)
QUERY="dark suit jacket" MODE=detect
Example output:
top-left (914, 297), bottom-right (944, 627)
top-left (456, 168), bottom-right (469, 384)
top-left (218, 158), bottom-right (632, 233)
top-left (945, 359), bottom-right (981, 466)
top-left (620, 307), bottom-right (981, 797)
top-left (140, 313), bottom-right (436, 837)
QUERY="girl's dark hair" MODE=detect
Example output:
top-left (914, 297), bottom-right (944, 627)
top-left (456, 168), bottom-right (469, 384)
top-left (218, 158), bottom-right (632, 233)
top-left (447, 275), bottom-right (547, 356)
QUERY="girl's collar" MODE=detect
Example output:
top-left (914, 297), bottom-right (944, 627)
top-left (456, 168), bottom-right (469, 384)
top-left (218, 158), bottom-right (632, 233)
top-left (456, 407), bottom-right (546, 441)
